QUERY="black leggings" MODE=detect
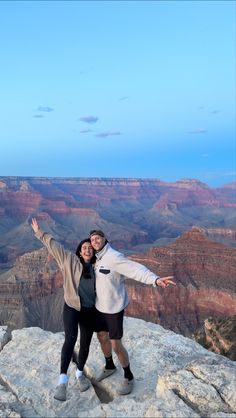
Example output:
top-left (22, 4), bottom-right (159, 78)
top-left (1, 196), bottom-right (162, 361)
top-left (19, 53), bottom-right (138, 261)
top-left (61, 303), bottom-right (95, 374)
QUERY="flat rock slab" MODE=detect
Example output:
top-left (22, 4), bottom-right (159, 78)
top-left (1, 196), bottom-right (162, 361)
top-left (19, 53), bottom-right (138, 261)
top-left (0, 317), bottom-right (236, 417)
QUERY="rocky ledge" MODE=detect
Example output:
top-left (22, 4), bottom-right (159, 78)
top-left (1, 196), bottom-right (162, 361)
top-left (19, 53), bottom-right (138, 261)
top-left (0, 317), bottom-right (236, 418)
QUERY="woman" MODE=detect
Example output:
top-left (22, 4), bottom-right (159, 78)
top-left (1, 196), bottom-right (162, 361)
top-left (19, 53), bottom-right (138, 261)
top-left (31, 218), bottom-right (96, 402)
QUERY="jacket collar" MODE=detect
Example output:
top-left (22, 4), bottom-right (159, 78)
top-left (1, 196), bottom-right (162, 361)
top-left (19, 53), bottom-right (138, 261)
top-left (96, 243), bottom-right (110, 260)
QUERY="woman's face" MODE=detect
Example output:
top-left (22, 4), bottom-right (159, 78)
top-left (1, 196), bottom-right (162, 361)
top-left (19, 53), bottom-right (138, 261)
top-left (80, 242), bottom-right (94, 263)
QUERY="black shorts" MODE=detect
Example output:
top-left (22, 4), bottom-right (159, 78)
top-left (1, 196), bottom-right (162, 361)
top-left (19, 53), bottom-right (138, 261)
top-left (95, 309), bottom-right (124, 340)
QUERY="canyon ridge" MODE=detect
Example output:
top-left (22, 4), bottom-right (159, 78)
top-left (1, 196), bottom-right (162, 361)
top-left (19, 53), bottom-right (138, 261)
top-left (0, 176), bottom-right (235, 351)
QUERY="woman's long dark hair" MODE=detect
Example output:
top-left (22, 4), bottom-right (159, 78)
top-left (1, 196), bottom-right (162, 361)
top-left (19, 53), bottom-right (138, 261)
top-left (75, 238), bottom-right (96, 278)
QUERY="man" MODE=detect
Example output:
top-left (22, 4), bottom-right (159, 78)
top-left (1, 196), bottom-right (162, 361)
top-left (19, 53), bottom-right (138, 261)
top-left (90, 230), bottom-right (175, 395)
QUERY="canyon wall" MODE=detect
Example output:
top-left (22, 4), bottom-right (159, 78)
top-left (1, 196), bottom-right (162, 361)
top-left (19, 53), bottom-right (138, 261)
top-left (126, 227), bottom-right (236, 334)
top-left (193, 315), bottom-right (236, 360)
top-left (0, 227), bottom-right (235, 337)
top-left (0, 176), bottom-right (235, 274)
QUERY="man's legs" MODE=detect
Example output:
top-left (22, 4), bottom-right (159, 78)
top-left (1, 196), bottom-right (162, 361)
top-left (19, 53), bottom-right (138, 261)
top-left (110, 338), bottom-right (129, 368)
top-left (97, 331), bottom-right (129, 367)
top-left (96, 309), bottom-right (116, 376)
top-left (96, 331), bottom-right (116, 380)
top-left (96, 310), bottom-right (134, 393)
top-left (97, 331), bottom-right (112, 358)
top-left (111, 339), bottom-right (134, 382)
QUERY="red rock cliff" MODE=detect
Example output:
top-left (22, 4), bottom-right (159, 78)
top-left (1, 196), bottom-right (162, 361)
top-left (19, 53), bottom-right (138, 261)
top-left (0, 227), bottom-right (235, 335)
top-left (126, 227), bottom-right (236, 334)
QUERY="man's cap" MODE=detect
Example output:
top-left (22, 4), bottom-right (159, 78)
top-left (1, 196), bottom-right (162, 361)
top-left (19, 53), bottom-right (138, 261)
top-left (89, 230), bottom-right (106, 238)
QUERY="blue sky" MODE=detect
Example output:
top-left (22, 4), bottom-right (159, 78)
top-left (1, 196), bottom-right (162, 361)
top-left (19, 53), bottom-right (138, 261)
top-left (0, 0), bottom-right (235, 186)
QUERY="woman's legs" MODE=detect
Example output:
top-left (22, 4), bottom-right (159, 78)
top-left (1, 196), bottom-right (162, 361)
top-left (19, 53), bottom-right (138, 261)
top-left (54, 304), bottom-right (79, 401)
top-left (77, 307), bottom-right (95, 371)
top-left (61, 303), bottom-right (79, 374)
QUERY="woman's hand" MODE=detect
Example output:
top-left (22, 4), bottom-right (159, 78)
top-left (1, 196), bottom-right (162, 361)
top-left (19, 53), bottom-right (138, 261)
top-left (31, 217), bottom-right (39, 233)
top-left (155, 276), bottom-right (176, 288)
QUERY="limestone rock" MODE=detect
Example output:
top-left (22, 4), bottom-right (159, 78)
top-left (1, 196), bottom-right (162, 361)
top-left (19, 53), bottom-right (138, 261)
top-left (0, 326), bottom-right (11, 351)
top-left (0, 317), bottom-right (236, 417)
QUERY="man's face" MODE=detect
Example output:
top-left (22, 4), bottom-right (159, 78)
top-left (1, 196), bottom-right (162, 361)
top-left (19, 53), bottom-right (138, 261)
top-left (90, 234), bottom-right (106, 252)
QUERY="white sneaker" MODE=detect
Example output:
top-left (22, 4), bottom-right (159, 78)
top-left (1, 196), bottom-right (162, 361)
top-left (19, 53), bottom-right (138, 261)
top-left (77, 374), bottom-right (91, 392)
top-left (117, 378), bottom-right (134, 395)
top-left (54, 383), bottom-right (67, 401)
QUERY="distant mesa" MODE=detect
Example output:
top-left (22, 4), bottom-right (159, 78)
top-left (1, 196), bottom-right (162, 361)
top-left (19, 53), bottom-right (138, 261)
top-left (0, 180), bottom-right (7, 189)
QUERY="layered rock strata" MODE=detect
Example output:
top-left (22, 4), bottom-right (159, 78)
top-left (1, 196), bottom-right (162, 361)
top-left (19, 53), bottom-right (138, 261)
top-left (126, 227), bottom-right (236, 334)
top-left (194, 315), bottom-right (236, 360)
top-left (0, 227), bottom-right (235, 336)
top-left (0, 176), bottom-right (235, 273)
top-left (0, 248), bottom-right (63, 330)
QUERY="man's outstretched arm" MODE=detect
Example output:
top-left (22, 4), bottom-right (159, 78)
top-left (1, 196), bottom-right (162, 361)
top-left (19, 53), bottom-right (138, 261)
top-left (113, 252), bottom-right (176, 287)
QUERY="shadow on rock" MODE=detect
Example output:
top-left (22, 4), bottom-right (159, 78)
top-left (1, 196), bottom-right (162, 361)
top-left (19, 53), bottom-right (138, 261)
top-left (90, 377), bottom-right (114, 404)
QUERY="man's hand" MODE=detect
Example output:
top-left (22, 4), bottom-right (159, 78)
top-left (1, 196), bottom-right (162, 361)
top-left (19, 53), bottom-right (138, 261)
top-left (155, 276), bottom-right (176, 288)
top-left (31, 217), bottom-right (39, 233)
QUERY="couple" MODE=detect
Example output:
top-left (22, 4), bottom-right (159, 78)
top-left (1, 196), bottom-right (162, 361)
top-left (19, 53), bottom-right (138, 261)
top-left (31, 218), bottom-right (175, 401)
